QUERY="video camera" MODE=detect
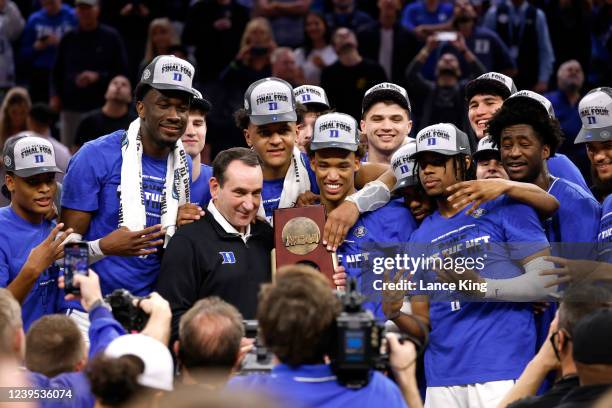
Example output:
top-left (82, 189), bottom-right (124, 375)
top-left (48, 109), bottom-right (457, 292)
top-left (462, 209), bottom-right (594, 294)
top-left (239, 320), bottom-right (275, 374)
top-left (104, 289), bottom-right (150, 332)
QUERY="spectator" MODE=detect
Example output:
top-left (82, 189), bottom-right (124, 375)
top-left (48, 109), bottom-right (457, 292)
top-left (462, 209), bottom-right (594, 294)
top-left (139, 18), bottom-right (180, 76)
top-left (158, 147), bottom-right (273, 337)
top-left (270, 47), bottom-right (304, 87)
top-left (399, 0), bottom-right (453, 41)
top-left (405, 34), bottom-right (485, 131)
top-left (60, 56), bottom-right (195, 317)
top-left (500, 283), bottom-right (612, 407)
top-left (357, 0), bottom-right (419, 87)
top-left (51, 0), bottom-right (128, 149)
top-left (448, 0), bottom-right (516, 77)
top-left (294, 11), bottom-right (337, 86)
top-left (19, 0), bottom-right (77, 103)
top-left (0, 134), bottom-right (72, 330)
top-left (320, 27), bottom-right (387, 121)
top-left (545, 60), bottom-right (589, 180)
top-left (483, 0), bottom-right (555, 93)
top-left (0, 0), bottom-right (25, 100)
top-left (74, 75), bottom-right (136, 150)
top-left (325, 0), bottom-right (375, 33)
top-left (228, 264), bottom-right (422, 408)
top-left (255, 0), bottom-right (311, 48)
top-left (25, 315), bottom-right (87, 378)
top-left (590, 0), bottom-right (612, 87)
top-left (0, 87), bottom-right (31, 147)
top-left (181, 0), bottom-right (250, 86)
top-left (27, 103), bottom-right (71, 179)
top-left (174, 297), bottom-right (245, 387)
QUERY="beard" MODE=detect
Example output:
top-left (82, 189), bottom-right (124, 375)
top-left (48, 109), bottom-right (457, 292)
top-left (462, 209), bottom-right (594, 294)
top-left (559, 79), bottom-right (581, 94)
top-left (437, 67), bottom-right (459, 78)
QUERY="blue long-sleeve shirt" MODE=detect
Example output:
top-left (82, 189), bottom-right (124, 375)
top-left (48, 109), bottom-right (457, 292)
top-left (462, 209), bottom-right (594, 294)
top-left (483, 0), bottom-right (554, 83)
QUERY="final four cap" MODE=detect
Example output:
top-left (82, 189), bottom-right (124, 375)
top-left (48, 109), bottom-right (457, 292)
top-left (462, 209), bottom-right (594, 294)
top-left (411, 123), bottom-right (471, 158)
top-left (472, 135), bottom-right (500, 162)
top-left (575, 87), bottom-right (612, 144)
top-left (244, 77), bottom-right (297, 125)
top-left (391, 141), bottom-right (418, 192)
top-left (311, 112), bottom-right (359, 152)
top-left (465, 72), bottom-right (517, 102)
top-left (293, 85), bottom-right (330, 110)
top-left (362, 82), bottom-right (411, 114)
top-left (506, 90), bottom-right (555, 118)
top-left (105, 334), bottom-right (174, 391)
top-left (191, 89), bottom-right (212, 112)
top-left (3, 133), bottom-right (62, 177)
top-left (140, 55), bottom-right (198, 97)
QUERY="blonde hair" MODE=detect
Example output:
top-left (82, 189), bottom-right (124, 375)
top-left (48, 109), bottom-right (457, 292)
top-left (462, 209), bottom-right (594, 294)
top-left (0, 87), bottom-right (31, 148)
top-left (240, 17), bottom-right (275, 50)
top-left (144, 18), bottom-right (179, 64)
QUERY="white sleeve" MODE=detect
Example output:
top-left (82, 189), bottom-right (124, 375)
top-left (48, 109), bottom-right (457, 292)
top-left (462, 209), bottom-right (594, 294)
top-left (484, 256), bottom-right (560, 301)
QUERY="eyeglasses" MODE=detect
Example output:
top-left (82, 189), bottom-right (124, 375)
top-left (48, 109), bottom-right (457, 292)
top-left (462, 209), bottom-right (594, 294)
top-left (549, 330), bottom-right (572, 361)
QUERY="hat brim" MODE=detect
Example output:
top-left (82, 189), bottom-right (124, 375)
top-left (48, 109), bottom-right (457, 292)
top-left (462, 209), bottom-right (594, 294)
top-left (249, 111), bottom-right (297, 125)
top-left (13, 166), bottom-right (62, 178)
top-left (410, 149), bottom-right (463, 159)
top-left (362, 91), bottom-right (410, 115)
top-left (465, 78), bottom-right (512, 102)
top-left (575, 126), bottom-right (612, 144)
top-left (301, 101), bottom-right (330, 112)
top-left (191, 98), bottom-right (212, 112)
top-left (149, 82), bottom-right (199, 97)
top-left (392, 176), bottom-right (418, 193)
top-left (309, 141), bottom-right (358, 152)
top-left (472, 149), bottom-right (500, 162)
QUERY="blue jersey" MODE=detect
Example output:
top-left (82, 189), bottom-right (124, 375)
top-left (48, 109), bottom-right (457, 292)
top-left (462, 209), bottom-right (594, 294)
top-left (191, 163), bottom-right (213, 207)
top-left (409, 196), bottom-right (549, 387)
top-left (545, 177), bottom-right (600, 259)
top-left (61, 130), bottom-right (192, 296)
top-left (0, 207), bottom-right (62, 330)
top-left (597, 194), bottom-right (612, 262)
top-left (338, 200), bottom-right (416, 320)
top-left (261, 152), bottom-right (319, 221)
top-left (548, 154), bottom-right (590, 196)
top-left (228, 364), bottom-right (407, 408)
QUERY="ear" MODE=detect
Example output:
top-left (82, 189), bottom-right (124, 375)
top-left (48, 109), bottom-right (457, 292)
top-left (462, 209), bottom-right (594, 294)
top-left (464, 155), bottom-right (472, 170)
top-left (13, 327), bottom-right (25, 361)
top-left (243, 128), bottom-right (252, 148)
top-left (209, 177), bottom-right (220, 200)
top-left (360, 119), bottom-right (366, 133)
top-left (353, 154), bottom-right (362, 172)
top-left (406, 119), bottom-right (413, 135)
top-left (5, 173), bottom-right (15, 194)
top-left (309, 155), bottom-right (317, 171)
top-left (136, 100), bottom-right (145, 119)
top-left (173, 340), bottom-right (180, 358)
top-left (541, 144), bottom-right (551, 161)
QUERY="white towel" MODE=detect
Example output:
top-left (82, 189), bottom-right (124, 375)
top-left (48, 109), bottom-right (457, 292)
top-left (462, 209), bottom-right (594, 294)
top-left (257, 146), bottom-right (312, 224)
top-left (119, 118), bottom-right (190, 247)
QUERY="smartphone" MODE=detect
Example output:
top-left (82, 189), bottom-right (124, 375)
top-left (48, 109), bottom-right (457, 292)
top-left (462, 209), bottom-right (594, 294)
top-left (436, 31), bottom-right (458, 42)
top-left (64, 242), bottom-right (89, 295)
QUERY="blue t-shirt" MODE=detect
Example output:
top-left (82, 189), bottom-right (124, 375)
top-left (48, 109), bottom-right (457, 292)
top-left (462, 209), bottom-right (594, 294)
top-left (409, 196), bottom-right (549, 387)
top-left (547, 153), bottom-right (590, 196)
top-left (61, 130), bottom-right (191, 296)
top-left (545, 177), bottom-right (600, 259)
top-left (228, 364), bottom-right (407, 408)
top-left (597, 194), bottom-right (612, 262)
top-left (191, 163), bottom-right (213, 207)
top-left (0, 206), bottom-right (62, 330)
top-left (338, 200), bottom-right (416, 320)
top-left (261, 152), bottom-right (319, 222)
top-left (400, 0), bottom-right (453, 32)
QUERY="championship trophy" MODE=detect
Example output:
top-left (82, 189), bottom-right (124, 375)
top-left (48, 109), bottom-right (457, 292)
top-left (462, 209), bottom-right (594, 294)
top-left (272, 205), bottom-right (336, 287)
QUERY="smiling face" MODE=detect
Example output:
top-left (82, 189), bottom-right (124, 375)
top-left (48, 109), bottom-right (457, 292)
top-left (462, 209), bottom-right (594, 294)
top-left (417, 152), bottom-right (464, 198)
top-left (305, 13), bottom-right (326, 42)
top-left (137, 88), bottom-right (190, 149)
top-left (499, 124), bottom-right (549, 183)
top-left (310, 148), bottom-right (360, 207)
top-left (181, 110), bottom-right (207, 158)
top-left (475, 152), bottom-right (508, 180)
top-left (210, 160), bottom-right (263, 232)
top-left (586, 141), bottom-right (612, 183)
top-left (6, 172), bottom-right (57, 223)
top-left (245, 121), bottom-right (296, 174)
top-left (468, 94), bottom-right (504, 139)
top-left (361, 102), bottom-right (411, 158)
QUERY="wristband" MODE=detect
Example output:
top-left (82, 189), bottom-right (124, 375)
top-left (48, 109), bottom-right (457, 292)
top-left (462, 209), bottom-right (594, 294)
top-left (88, 239), bottom-right (107, 264)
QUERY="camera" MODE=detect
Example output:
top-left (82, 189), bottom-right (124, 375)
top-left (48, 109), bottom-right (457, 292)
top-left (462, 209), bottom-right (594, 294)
top-left (238, 320), bottom-right (275, 374)
top-left (104, 289), bottom-right (149, 332)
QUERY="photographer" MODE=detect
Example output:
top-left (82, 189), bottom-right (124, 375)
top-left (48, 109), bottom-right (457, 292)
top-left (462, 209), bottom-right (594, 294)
top-left (228, 264), bottom-right (422, 408)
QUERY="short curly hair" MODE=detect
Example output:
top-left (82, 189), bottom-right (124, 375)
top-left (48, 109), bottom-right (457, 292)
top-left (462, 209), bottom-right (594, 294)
top-left (487, 99), bottom-right (564, 156)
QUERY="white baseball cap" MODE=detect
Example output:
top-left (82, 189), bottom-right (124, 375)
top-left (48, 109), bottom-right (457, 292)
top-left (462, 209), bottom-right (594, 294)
top-left (411, 123), bottom-right (471, 158)
top-left (140, 55), bottom-right (198, 97)
top-left (362, 82), bottom-right (411, 114)
top-left (507, 90), bottom-right (555, 118)
top-left (391, 141), bottom-right (418, 192)
top-left (575, 87), bottom-right (612, 144)
top-left (472, 135), bottom-right (499, 162)
top-left (465, 72), bottom-right (517, 102)
top-left (3, 133), bottom-right (62, 177)
top-left (293, 85), bottom-right (330, 110)
top-left (311, 112), bottom-right (359, 152)
top-left (105, 334), bottom-right (174, 392)
top-left (244, 77), bottom-right (297, 125)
